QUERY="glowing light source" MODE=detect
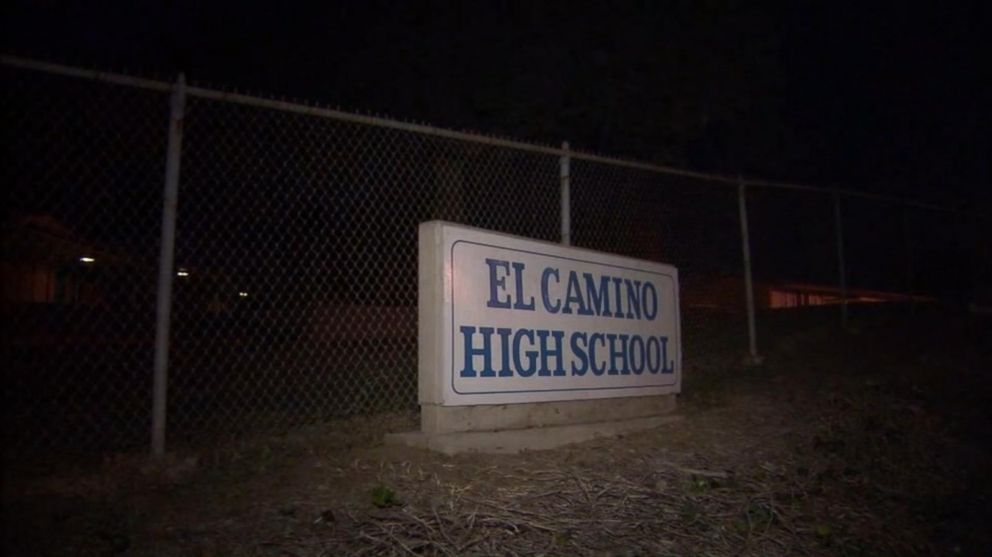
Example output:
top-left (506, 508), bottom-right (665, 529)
top-left (79, 256), bottom-right (95, 263)
top-left (238, 291), bottom-right (248, 298)
top-left (177, 268), bottom-right (190, 277)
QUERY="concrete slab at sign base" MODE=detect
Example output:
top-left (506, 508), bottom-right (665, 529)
top-left (384, 414), bottom-right (684, 456)
top-left (421, 394), bottom-right (677, 435)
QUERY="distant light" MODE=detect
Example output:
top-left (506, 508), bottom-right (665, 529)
top-left (177, 269), bottom-right (190, 277)
top-left (238, 291), bottom-right (248, 298)
top-left (79, 256), bottom-right (95, 264)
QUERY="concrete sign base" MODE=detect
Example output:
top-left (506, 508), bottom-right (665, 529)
top-left (421, 392), bottom-right (676, 434)
top-left (388, 222), bottom-right (683, 455)
top-left (385, 401), bottom-right (681, 456)
top-left (385, 393), bottom-right (678, 454)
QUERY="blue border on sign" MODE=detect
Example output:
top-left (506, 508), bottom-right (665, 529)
top-left (450, 239), bottom-right (680, 396)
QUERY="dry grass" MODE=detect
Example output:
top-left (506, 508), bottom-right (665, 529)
top-left (3, 308), bottom-right (991, 556)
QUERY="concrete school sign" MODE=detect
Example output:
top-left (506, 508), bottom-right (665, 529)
top-left (387, 221), bottom-right (682, 454)
top-left (421, 220), bottom-right (681, 405)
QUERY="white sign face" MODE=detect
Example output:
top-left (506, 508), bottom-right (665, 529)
top-left (419, 221), bottom-right (681, 406)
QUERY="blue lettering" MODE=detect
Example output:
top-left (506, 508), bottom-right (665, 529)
top-left (625, 279), bottom-right (642, 319)
top-left (570, 332), bottom-right (589, 376)
top-left (541, 267), bottom-right (561, 313)
top-left (511, 261), bottom-right (535, 310)
top-left (584, 273), bottom-right (613, 317)
top-left (643, 282), bottom-right (659, 321)
top-left (660, 336), bottom-right (675, 373)
top-left (496, 327), bottom-right (513, 377)
top-left (646, 336), bottom-right (660, 373)
top-left (589, 333), bottom-right (607, 375)
top-left (607, 333), bottom-right (630, 375)
top-left (485, 259), bottom-right (511, 309)
top-left (512, 328), bottom-right (537, 377)
top-left (562, 271), bottom-right (590, 315)
top-left (460, 326), bottom-right (495, 377)
top-left (611, 277), bottom-right (625, 319)
top-left (630, 335), bottom-right (646, 374)
top-left (536, 330), bottom-right (566, 376)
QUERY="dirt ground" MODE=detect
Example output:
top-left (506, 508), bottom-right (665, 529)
top-left (4, 308), bottom-right (992, 556)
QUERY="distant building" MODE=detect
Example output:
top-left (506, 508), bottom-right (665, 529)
top-left (681, 273), bottom-right (932, 312)
top-left (0, 214), bottom-right (121, 306)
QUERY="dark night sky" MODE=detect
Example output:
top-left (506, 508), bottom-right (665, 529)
top-left (3, 1), bottom-right (989, 208)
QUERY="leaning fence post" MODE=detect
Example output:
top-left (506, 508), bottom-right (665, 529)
top-left (152, 74), bottom-right (186, 457)
top-left (737, 179), bottom-right (759, 363)
top-left (832, 189), bottom-right (849, 328)
top-left (560, 141), bottom-right (571, 246)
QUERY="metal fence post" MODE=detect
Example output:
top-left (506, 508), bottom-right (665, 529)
top-left (560, 141), bottom-right (571, 246)
top-left (737, 179), bottom-right (759, 363)
top-left (152, 74), bottom-right (186, 457)
top-left (832, 189), bottom-right (849, 328)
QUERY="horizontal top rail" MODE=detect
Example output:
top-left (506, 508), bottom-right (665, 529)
top-left (184, 81), bottom-right (727, 184)
top-left (0, 54), bottom-right (967, 214)
top-left (2, 54), bottom-right (173, 93)
top-left (742, 177), bottom-right (959, 212)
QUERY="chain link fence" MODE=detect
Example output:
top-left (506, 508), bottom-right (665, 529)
top-left (170, 94), bottom-right (562, 442)
top-left (2, 56), bottom-right (988, 454)
top-left (2, 65), bottom-right (168, 451)
top-left (571, 164), bottom-right (747, 367)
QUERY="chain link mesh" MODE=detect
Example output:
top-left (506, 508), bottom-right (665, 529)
top-left (2, 67), bottom-right (168, 450)
top-left (2, 60), bottom-right (984, 454)
top-left (902, 205), bottom-right (973, 301)
top-left (842, 196), bottom-right (908, 294)
top-left (571, 162), bottom-right (746, 365)
top-left (168, 94), bottom-right (559, 442)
